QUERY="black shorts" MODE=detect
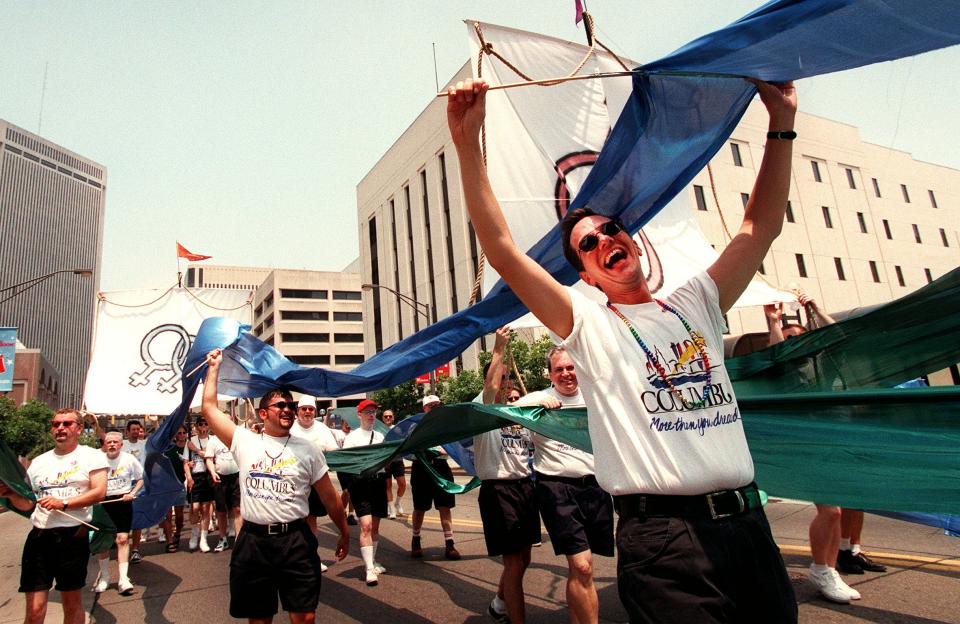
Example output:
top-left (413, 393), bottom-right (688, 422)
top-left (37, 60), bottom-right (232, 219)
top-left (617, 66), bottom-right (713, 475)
top-left (411, 458), bottom-right (456, 512)
top-left (214, 472), bottom-right (241, 512)
top-left (535, 473), bottom-right (614, 557)
top-left (386, 458), bottom-right (406, 479)
top-left (229, 521), bottom-right (322, 618)
top-left (478, 479), bottom-right (541, 556)
top-left (190, 471), bottom-right (215, 503)
top-left (19, 526), bottom-right (90, 593)
top-left (337, 472), bottom-right (355, 492)
top-left (347, 474), bottom-right (388, 519)
top-left (103, 494), bottom-right (134, 533)
top-left (308, 487), bottom-right (328, 518)
top-left (615, 506), bottom-right (797, 624)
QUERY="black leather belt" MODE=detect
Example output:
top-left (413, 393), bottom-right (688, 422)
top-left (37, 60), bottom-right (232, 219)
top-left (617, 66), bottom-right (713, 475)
top-left (614, 483), bottom-right (761, 521)
top-left (535, 472), bottom-right (598, 487)
top-left (242, 518), bottom-right (307, 536)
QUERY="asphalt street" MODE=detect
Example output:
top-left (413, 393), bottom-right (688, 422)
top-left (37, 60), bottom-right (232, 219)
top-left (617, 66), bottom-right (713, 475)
top-left (1, 478), bottom-right (957, 623)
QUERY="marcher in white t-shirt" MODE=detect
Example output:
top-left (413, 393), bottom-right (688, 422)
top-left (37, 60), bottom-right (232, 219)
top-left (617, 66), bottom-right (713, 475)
top-left (0, 408), bottom-right (108, 624)
top-left (202, 349), bottom-right (349, 623)
top-left (447, 77), bottom-right (799, 623)
top-left (205, 433), bottom-right (241, 553)
top-left (187, 419), bottom-right (215, 553)
top-left (122, 419), bottom-right (151, 562)
top-left (94, 431), bottom-right (144, 596)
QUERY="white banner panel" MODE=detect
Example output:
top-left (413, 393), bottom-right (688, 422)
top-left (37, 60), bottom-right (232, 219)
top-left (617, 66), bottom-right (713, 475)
top-left (83, 288), bottom-right (252, 414)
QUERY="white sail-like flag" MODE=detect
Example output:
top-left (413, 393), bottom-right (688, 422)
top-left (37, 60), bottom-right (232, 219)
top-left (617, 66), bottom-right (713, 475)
top-left (469, 21), bottom-right (787, 325)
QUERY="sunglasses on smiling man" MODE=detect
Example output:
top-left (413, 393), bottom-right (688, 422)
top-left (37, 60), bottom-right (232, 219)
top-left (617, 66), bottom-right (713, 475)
top-left (265, 400), bottom-right (297, 411)
top-left (577, 218), bottom-right (626, 253)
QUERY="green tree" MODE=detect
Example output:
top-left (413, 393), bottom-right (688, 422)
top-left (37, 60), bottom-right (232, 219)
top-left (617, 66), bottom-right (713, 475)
top-left (371, 381), bottom-right (423, 421)
top-left (0, 399), bottom-right (99, 458)
top-left (440, 370), bottom-right (483, 405)
top-left (477, 332), bottom-right (553, 394)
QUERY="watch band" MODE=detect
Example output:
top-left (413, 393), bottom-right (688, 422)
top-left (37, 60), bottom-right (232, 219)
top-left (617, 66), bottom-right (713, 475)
top-left (767, 130), bottom-right (797, 140)
top-left (62, 500), bottom-right (69, 511)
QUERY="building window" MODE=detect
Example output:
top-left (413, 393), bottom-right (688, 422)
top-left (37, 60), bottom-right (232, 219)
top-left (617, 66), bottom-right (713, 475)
top-left (404, 184), bottom-right (419, 333)
top-left (281, 333), bottom-right (329, 343)
top-left (730, 142), bottom-right (743, 167)
top-left (785, 201), bottom-right (795, 223)
top-left (368, 216), bottom-right (383, 352)
top-left (811, 160), bottom-right (822, 183)
top-left (895, 265), bottom-right (905, 287)
top-left (857, 212), bottom-right (868, 234)
top-left (439, 153), bottom-right (459, 315)
top-left (929, 189), bottom-right (939, 208)
top-left (421, 168), bottom-right (438, 323)
top-left (845, 167), bottom-right (856, 189)
top-left (869, 260), bottom-right (881, 283)
top-left (883, 219), bottom-right (892, 240)
top-left (912, 224), bottom-right (922, 244)
top-left (834, 257), bottom-right (846, 281)
top-left (872, 177), bottom-right (881, 198)
top-left (264, 314), bottom-right (273, 329)
top-left (389, 198), bottom-right (403, 341)
top-left (901, 184), bottom-right (911, 203)
top-left (336, 354), bottom-right (365, 365)
top-left (940, 228), bottom-right (950, 247)
top-left (333, 311), bottom-right (363, 322)
top-left (288, 355), bottom-right (331, 366)
top-left (332, 290), bottom-right (362, 301)
top-left (280, 311), bottom-right (329, 321)
top-left (693, 185), bottom-right (708, 211)
top-left (281, 289), bottom-right (327, 299)
top-left (333, 333), bottom-right (364, 343)
top-left (796, 254), bottom-right (807, 278)
top-left (925, 268), bottom-right (933, 283)
top-left (740, 192), bottom-right (750, 208)
top-left (822, 206), bottom-right (833, 229)
top-left (254, 303), bottom-right (263, 317)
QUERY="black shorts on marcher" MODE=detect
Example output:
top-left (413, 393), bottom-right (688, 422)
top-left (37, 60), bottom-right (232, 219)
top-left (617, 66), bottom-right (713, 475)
top-left (535, 473), bottom-right (614, 557)
top-left (214, 472), bottom-right (241, 512)
top-left (19, 526), bottom-right (90, 593)
top-left (189, 471), bottom-right (215, 503)
top-left (103, 494), bottom-right (134, 533)
top-left (411, 457), bottom-right (456, 511)
top-left (347, 474), bottom-right (388, 518)
top-left (307, 488), bottom-right (328, 517)
top-left (615, 504), bottom-right (797, 624)
top-left (478, 478), bottom-right (541, 556)
top-left (386, 457), bottom-right (406, 479)
top-left (229, 520), bottom-right (322, 618)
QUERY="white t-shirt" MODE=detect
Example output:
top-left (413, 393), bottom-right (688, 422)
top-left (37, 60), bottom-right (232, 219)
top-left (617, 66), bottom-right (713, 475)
top-left (515, 387), bottom-right (595, 478)
top-left (204, 436), bottom-right (239, 475)
top-left (291, 421), bottom-right (341, 452)
top-left (26, 445), bottom-right (109, 529)
top-left (230, 427), bottom-right (328, 524)
top-left (189, 435), bottom-right (211, 474)
top-left (106, 451), bottom-right (144, 497)
top-left (342, 427), bottom-right (385, 449)
top-left (549, 272), bottom-right (754, 496)
top-left (328, 426), bottom-right (346, 448)
top-left (473, 426), bottom-right (533, 481)
top-left (123, 438), bottom-right (147, 461)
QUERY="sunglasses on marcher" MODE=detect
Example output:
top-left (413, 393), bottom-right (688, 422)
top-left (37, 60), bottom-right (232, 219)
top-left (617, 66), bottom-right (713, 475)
top-left (577, 219), bottom-right (625, 253)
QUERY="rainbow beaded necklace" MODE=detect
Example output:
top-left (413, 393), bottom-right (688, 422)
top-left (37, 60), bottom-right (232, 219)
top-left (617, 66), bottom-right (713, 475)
top-left (605, 299), bottom-right (712, 410)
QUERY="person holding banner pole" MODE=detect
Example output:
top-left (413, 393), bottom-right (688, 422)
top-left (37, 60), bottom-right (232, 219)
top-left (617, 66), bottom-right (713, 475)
top-left (94, 430), bottom-right (143, 596)
top-left (0, 408), bottom-right (108, 624)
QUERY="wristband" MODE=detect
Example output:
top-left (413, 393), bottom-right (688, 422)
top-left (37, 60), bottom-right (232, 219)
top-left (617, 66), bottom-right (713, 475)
top-left (767, 130), bottom-right (797, 140)
top-left (62, 500), bottom-right (69, 511)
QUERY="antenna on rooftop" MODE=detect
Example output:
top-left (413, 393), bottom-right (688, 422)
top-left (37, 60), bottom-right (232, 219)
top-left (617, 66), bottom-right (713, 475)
top-left (38, 61), bottom-right (49, 135)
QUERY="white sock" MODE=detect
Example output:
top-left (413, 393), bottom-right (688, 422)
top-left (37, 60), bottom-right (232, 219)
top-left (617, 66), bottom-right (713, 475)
top-left (118, 562), bottom-right (129, 581)
top-left (360, 545), bottom-right (375, 571)
top-left (99, 558), bottom-right (111, 580)
top-left (851, 543), bottom-right (862, 555)
top-left (191, 527), bottom-right (199, 538)
top-left (491, 594), bottom-right (507, 613)
top-left (200, 530), bottom-right (208, 540)
top-left (810, 563), bottom-right (830, 574)
top-left (839, 538), bottom-right (852, 551)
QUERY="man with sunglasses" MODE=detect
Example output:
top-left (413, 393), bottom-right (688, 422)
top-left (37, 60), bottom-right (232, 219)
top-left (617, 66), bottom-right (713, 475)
top-left (202, 349), bottom-right (349, 624)
top-left (0, 408), bottom-right (108, 624)
top-left (448, 78), bottom-right (799, 622)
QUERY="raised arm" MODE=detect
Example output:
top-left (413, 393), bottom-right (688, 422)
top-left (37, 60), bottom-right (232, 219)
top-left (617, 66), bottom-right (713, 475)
top-left (798, 291), bottom-right (836, 327)
top-left (765, 303), bottom-right (787, 347)
top-left (482, 326), bottom-right (510, 404)
top-left (448, 79), bottom-right (574, 337)
top-left (201, 349), bottom-right (237, 448)
top-left (708, 80), bottom-right (797, 313)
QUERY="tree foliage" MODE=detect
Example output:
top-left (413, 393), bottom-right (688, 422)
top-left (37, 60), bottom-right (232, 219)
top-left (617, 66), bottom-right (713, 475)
top-left (477, 332), bottom-right (553, 395)
top-left (371, 381), bottom-right (423, 421)
top-left (0, 398), bottom-right (98, 458)
top-left (440, 370), bottom-right (483, 405)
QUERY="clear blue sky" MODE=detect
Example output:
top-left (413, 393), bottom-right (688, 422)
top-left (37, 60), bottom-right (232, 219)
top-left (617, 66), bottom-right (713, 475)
top-left (2, 1), bottom-right (956, 291)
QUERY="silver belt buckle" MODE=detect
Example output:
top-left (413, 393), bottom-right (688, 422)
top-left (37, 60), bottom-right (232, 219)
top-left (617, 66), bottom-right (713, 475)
top-left (707, 489), bottom-right (745, 520)
top-left (268, 522), bottom-right (287, 535)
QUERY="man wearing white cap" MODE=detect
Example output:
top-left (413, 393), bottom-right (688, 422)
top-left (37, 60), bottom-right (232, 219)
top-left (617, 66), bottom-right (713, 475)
top-left (409, 395), bottom-right (460, 560)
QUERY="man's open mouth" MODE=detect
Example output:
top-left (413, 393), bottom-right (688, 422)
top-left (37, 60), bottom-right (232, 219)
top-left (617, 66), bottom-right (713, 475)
top-left (604, 248), bottom-right (627, 269)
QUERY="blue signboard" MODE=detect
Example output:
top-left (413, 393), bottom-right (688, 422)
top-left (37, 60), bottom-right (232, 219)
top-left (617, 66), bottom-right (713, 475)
top-left (0, 327), bottom-right (16, 392)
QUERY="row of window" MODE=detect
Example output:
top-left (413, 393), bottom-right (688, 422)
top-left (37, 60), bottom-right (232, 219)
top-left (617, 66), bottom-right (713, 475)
top-left (792, 254), bottom-right (934, 286)
top-left (287, 354), bottom-right (365, 366)
top-left (278, 289), bottom-right (361, 300)
top-left (280, 332), bottom-right (364, 343)
top-left (5, 127), bottom-right (104, 179)
top-left (279, 310), bottom-right (362, 322)
top-left (4, 143), bottom-right (105, 190)
top-left (728, 142), bottom-right (941, 208)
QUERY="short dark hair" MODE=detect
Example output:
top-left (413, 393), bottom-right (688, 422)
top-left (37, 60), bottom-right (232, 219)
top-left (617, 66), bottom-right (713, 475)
top-left (126, 420), bottom-right (142, 431)
top-left (258, 389), bottom-right (293, 411)
top-left (560, 207), bottom-right (599, 272)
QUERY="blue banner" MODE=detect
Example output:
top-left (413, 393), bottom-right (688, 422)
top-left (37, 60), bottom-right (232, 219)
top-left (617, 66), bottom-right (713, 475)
top-left (0, 328), bottom-right (17, 393)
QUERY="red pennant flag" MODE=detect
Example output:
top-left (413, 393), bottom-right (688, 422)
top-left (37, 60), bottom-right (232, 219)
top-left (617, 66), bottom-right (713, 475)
top-left (176, 242), bottom-right (212, 262)
top-left (574, 0), bottom-right (584, 24)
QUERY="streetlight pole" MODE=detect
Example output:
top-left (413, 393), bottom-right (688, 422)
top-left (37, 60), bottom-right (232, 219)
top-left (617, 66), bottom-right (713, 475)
top-left (361, 283), bottom-right (437, 390)
top-left (0, 268), bottom-right (94, 305)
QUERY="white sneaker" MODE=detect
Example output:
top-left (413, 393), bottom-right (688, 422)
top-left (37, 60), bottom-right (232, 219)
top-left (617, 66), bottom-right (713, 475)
top-left (199, 534), bottom-right (211, 553)
top-left (117, 578), bottom-right (134, 596)
top-left (365, 569), bottom-right (379, 586)
top-left (320, 561), bottom-right (329, 573)
top-left (228, 527), bottom-right (236, 538)
top-left (214, 537), bottom-right (229, 552)
top-left (808, 566), bottom-right (851, 604)
top-left (374, 562), bottom-right (386, 574)
top-left (836, 575), bottom-right (861, 600)
top-left (387, 502), bottom-right (397, 519)
top-left (158, 530), bottom-right (166, 544)
top-left (189, 528), bottom-right (199, 551)
top-left (92, 574), bottom-right (110, 593)
top-left (395, 502), bottom-right (405, 516)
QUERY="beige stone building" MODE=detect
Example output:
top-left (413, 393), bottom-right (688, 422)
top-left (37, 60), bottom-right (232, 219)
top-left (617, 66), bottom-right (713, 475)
top-left (357, 64), bottom-right (959, 380)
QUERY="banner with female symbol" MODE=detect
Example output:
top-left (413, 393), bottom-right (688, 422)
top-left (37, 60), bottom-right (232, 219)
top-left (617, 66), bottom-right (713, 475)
top-left (83, 288), bottom-right (251, 414)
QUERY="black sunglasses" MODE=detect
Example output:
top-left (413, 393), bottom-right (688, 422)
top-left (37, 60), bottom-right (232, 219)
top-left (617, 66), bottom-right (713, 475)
top-left (266, 401), bottom-right (296, 411)
top-left (577, 219), bottom-right (625, 253)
